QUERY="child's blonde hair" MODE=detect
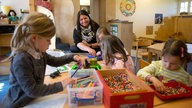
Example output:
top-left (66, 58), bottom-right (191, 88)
top-left (96, 26), bottom-right (110, 43)
top-left (9, 12), bottom-right (56, 59)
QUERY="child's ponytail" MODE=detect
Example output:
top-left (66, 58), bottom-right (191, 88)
top-left (162, 38), bottom-right (191, 65)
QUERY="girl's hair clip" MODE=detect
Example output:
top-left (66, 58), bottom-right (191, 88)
top-left (181, 47), bottom-right (184, 58)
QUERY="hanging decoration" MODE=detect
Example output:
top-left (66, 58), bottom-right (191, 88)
top-left (35, 0), bottom-right (52, 11)
top-left (120, 0), bottom-right (136, 16)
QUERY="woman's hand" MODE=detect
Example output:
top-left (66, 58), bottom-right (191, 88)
top-left (150, 77), bottom-right (165, 93)
top-left (88, 48), bottom-right (96, 56)
top-left (82, 40), bottom-right (90, 46)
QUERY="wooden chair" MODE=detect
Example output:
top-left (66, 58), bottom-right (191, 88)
top-left (136, 39), bottom-right (153, 58)
top-left (139, 59), bottom-right (150, 69)
top-left (133, 38), bottom-right (153, 66)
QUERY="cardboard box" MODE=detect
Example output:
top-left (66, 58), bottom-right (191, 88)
top-left (67, 69), bottom-right (103, 106)
top-left (97, 69), bottom-right (154, 108)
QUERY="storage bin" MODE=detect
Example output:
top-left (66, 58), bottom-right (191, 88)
top-left (97, 69), bottom-right (154, 108)
top-left (67, 69), bottom-right (103, 106)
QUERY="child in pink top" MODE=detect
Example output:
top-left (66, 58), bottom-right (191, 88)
top-left (100, 35), bottom-right (134, 72)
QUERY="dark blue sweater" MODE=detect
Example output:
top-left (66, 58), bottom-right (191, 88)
top-left (1, 51), bottom-right (75, 108)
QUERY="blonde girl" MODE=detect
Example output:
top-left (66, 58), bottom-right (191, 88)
top-left (100, 35), bottom-right (134, 72)
top-left (1, 12), bottom-right (82, 108)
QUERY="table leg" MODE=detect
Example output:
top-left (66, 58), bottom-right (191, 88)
top-left (148, 52), bottom-right (152, 63)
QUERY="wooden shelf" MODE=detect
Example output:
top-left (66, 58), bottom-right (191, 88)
top-left (0, 24), bottom-right (16, 56)
top-left (107, 21), bottom-right (133, 54)
top-left (20, 9), bottom-right (29, 14)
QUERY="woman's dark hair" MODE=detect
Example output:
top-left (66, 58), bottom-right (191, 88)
top-left (162, 38), bottom-right (191, 63)
top-left (8, 10), bottom-right (17, 16)
top-left (76, 9), bottom-right (98, 36)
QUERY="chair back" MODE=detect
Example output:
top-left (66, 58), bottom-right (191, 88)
top-left (139, 59), bottom-right (150, 69)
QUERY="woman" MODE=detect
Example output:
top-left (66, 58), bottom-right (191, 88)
top-left (70, 10), bottom-right (100, 56)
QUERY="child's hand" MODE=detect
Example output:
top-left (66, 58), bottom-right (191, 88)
top-left (150, 77), bottom-right (165, 93)
top-left (96, 51), bottom-right (101, 56)
top-left (61, 77), bottom-right (75, 88)
top-left (73, 55), bottom-right (83, 65)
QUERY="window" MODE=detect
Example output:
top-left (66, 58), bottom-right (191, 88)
top-left (179, 0), bottom-right (192, 14)
top-left (190, 1), bottom-right (192, 12)
top-left (180, 1), bottom-right (188, 12)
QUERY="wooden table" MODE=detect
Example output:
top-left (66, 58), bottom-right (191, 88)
top-left (147, 43), bottom-right (164, 63)
top-left (147, 43), bottom-right (192, 63)
top-left (153, 97), bottom-right (192, 108)
top-left (43, 55), bottom-right (192, 108)
top-left (44, 72), bottom-right (192, 108)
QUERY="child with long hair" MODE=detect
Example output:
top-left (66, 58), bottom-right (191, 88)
top-left (100, 35), bottom-right (134, 72)
top-left (96, 26), bottom-right (124, 51)
top-left (137, 39), bottom-right (192, 93)
top-left (96, 26), bottom-right (131, 57)
top-left (1, 12), bottom-right (82, 108)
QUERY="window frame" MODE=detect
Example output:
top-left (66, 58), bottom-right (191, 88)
top-left (178, 0), bottom-right (192, 14)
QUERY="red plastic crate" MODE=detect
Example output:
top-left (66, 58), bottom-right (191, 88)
top-left (150, 81), bottom-right (192, 100)
top-left (97, 69), bottom-right (154, 108)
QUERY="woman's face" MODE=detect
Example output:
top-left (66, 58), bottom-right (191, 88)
top-left (79, 15), bottom-right (90, 28)
top-left (162, 55), bottom-right (181, 71)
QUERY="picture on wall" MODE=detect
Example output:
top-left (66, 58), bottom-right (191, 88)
top-left (146, 26), bottom-right (153, 35)
top-left (120, 0), bottom-right (136, 16)
top-left (155, 13), bottom-right (163, 24)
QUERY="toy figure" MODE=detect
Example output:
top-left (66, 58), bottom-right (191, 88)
top-left (7, 10), bottom-right (19, 24)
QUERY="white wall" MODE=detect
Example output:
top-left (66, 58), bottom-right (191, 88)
top-left (116, 0), bottom-right (178, 38)
top-left (1, 0), bottom-right (178, 40)
top-left (0, 0), bottom-right (56, 49)
top-left (0, 0), bottom-right (29, 17)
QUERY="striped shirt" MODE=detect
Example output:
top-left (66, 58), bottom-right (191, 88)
top-left (137, 60), bottom-right (190, 86)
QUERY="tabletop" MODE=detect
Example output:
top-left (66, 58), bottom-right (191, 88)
top-left (43, 52), bottom-right (192, 108)
top-left (44, 72), bottom-right (192, 108)
top-left (147, 42), bottom-right (192, 63)
top-left (44, 52), bottom-right (192, 108)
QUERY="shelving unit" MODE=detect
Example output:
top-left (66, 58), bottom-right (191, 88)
top-left (155, 16), bottom-right (192, 43)
top-left (0, 24), bottom-right (16, 56)
top-left (107, 21), bottom-right (134, 54)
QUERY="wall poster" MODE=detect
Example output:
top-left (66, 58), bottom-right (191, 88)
top-left (155, 13), bottom-right (163, 24)
top-left (146, 26), bottom-right (153, 35)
